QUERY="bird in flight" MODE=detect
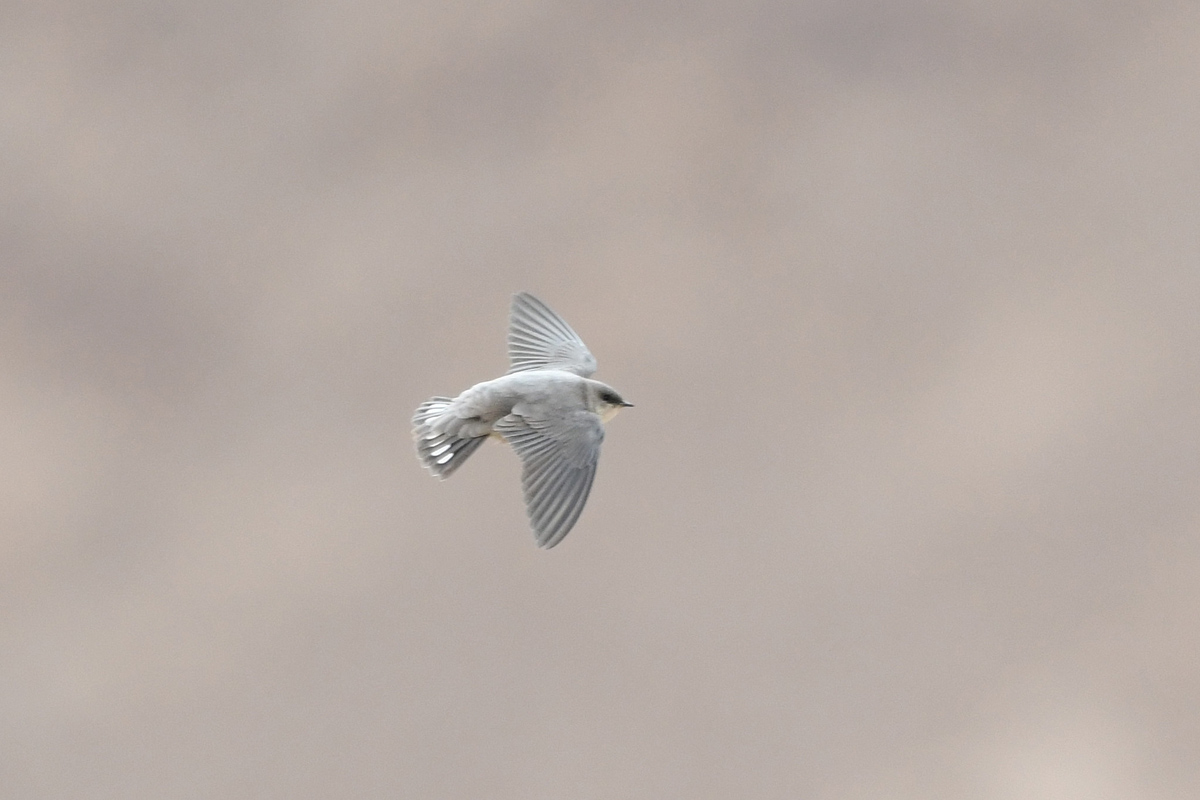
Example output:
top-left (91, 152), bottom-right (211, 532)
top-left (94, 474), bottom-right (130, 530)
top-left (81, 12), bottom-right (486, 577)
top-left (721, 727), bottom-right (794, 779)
top-left (412, 292), bottom-right (632, 548)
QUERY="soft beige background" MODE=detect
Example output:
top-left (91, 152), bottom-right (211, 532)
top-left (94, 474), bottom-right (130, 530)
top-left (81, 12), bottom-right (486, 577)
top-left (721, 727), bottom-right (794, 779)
top-left (3, 2), bottom-right (1199, 797)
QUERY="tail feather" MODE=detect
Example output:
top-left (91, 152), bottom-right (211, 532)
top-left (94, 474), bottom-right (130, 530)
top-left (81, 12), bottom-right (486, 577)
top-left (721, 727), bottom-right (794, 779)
top-left (412, 397), bottom-right (486, 479)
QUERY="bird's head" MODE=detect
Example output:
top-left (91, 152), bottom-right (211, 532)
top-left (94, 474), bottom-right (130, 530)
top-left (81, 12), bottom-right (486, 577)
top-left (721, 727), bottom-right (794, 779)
top-left (591, 383), bottom-right (633, 423)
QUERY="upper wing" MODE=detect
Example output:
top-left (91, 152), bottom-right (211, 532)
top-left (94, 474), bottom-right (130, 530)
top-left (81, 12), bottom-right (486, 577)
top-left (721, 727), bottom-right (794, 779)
top-left (507, 292), bottom-right (597, 377)
top-left (494, 409), bottom-right (604, 548)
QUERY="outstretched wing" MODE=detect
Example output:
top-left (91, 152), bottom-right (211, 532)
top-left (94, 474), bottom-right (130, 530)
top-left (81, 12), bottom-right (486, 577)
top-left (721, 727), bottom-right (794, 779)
top-left (495, 409), bottom-right (604, 548)
top-left (507, 292), bottom-right (597, 377)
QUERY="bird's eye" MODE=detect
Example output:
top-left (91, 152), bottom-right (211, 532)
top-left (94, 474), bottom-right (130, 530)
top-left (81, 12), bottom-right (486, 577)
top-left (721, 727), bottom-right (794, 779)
top-left (601, 392), bottom-right (617, 404)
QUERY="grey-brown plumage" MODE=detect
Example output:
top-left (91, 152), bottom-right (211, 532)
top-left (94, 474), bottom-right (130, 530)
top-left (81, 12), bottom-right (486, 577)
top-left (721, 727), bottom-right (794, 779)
top-left (412, 293), bottom-right (631, 548)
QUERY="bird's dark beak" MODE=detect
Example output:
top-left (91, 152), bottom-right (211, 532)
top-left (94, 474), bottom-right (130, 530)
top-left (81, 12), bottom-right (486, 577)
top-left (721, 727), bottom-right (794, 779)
top-left (621, 402), bottom-right (635, 408)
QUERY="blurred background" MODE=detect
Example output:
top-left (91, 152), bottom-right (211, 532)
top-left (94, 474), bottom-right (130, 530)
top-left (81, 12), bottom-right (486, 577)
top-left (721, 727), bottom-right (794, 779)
top-left (3, 1), bottom-right (1199, 797)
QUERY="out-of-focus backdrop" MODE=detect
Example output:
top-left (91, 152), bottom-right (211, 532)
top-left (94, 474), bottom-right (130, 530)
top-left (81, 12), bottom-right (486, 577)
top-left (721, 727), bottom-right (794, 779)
top-left (3, 2), bottom-right (1199, 797)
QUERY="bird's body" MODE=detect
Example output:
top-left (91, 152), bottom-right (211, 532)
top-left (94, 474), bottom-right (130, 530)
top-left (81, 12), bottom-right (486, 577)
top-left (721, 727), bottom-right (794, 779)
top-left (412, 293), bottom-right (631, 548)
top-left (431, 370), bottom-right (600, 437)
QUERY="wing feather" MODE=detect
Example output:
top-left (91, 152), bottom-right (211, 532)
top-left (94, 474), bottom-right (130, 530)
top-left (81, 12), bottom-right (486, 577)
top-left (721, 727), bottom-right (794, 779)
top-left (495, 410), bottom-right (604, 548)
top-left (507, 292), bottom-right (597, 377)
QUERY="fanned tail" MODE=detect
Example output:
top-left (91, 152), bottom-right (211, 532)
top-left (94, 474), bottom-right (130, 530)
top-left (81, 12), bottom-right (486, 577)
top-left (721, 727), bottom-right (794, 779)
top-left (412, 397), bottom-right (486, 479)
